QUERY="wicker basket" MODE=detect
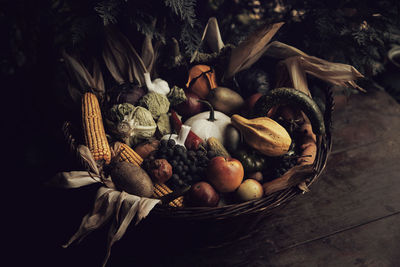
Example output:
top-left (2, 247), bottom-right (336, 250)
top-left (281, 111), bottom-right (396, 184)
top-left (63, 85), bottom-right (333, 249)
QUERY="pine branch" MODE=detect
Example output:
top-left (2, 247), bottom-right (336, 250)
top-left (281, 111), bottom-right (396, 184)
top-left (180, 22), bottom-right (201, 57)
top-left (94, 0), bottom-right (123, 25)
top-left (164, 0), bottom-right (197, 27)
top-left (130, 10), bottom-right (166, 43)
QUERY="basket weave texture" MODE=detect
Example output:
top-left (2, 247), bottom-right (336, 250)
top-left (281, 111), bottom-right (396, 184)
top-left (63, 87), bottom-right (334, 247)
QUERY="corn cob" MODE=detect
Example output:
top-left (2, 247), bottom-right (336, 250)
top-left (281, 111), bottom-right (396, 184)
top-left (153, 183), bottom-right (184, 207)
top-left (82, 92), bottom-right (111, 164)
top-left (116, 143), bottom-right (143, 166)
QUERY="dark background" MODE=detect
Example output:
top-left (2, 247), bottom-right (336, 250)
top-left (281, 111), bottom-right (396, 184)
top-left (4, 0), bottom-right (400, 266)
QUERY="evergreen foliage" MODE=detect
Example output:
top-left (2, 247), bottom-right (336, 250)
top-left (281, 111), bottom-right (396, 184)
top-left (2, 0), bottom-right (400, 101)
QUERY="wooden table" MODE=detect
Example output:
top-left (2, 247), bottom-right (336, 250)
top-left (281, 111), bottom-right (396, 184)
top-left (22, 89), bottom-right (400, 267)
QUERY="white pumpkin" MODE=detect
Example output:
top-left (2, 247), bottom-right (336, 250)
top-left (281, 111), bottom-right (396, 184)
top-left (183, 101), bottom-right (231, 143)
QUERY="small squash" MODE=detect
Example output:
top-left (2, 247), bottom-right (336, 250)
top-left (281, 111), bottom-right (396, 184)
top-left (207, 137), bottom-right (231, 158)
top-left (184, 100), bottom-right (231, 144)
top-left (231, 114), bottom-right (291, 157)
top-left (186, 65), bottom-right (217, 99)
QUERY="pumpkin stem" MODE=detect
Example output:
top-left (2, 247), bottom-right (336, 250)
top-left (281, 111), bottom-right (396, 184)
top-left (197, 100), bottom-right (216, 121)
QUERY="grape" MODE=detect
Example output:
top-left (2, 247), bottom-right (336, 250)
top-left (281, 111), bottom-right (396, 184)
top-left (172, 174), bottom-right (179, 181)
top-left (167, 139), bottom-right (176, 148)
top-left (189, 165), bottom-right (197, 173)
top-left (283, 161), bottom-right (290, 168)
top-left (171, 160), bottom-right (178, 167)
top-left (196, 150), bottom-right (205, 157)
top-left (177, 179), bottom-right (184, 186)
top-left (175, 165), bottom-right (183, 173)
top-left (207, 150), bottom-right (216, 159)
top-left (186, 175), bottom-right (193, 182)
top-left (178, 161), bottom-right (184, 166)
top-left (181, 152), bottom-right (187, 159)
top-left (175, 145), bottom-right (185, 153)
top-left (167, 148), bottom-right (174, 157)
top-left (192, 174), bottom-right (201, 182)
top-left (199, 156), bottom-right (208, 164)
top-left (187, 150), bottom-right (196, 158)
top-left (160, 139), bottom-right (168, 147)
top-left (183, 165), bottom-right (189, 172)
top-left (183, 157), bottom-right (190, 165)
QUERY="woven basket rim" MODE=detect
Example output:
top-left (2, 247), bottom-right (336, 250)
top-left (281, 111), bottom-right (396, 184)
top-left (63, 85), bottom-right (334, 221)
top-left (150, 86), bottom-right (334, 220)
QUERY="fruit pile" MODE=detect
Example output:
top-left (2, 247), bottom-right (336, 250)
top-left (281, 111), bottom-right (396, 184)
top-left (62, 25), bottom-right (333, 209)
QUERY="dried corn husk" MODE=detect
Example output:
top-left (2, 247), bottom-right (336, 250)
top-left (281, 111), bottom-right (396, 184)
top-left (224, 22), bottom-right (284, 79)
top-left (191, 17), bottom-right (225, 63)
top-left (263, 164), bottom-right (316, 195)
top-left (268, 41), bottom-right (365, 93)
top-left (103, 26), bottom-right (148, 86)
top-left (49, 143), bottom-right (160, 267)
top-left (62, 51), bottom-right (105, 104)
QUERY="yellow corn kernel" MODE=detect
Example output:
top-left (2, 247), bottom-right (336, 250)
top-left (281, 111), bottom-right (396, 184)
top-left (117, 143), bottom-right (143, 166)
top-left (82, 92), bottom-right (111, 164)
top-left (153, 183), bottom-right (183, 207)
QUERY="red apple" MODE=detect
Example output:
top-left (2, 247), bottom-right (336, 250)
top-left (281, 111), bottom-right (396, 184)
top-left (206, 157), bottom-right (244, 193)
top-left (188, 181), bottom-right (219, 207)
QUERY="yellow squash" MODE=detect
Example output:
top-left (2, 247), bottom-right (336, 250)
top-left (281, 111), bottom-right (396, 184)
top-left (231, 114), bottom-right (291, 157)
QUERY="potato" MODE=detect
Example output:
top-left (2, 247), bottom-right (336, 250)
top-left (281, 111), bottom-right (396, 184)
top-left (236, 179), bottom-right (263, 202)
top-left (111, 161), bottom-right (154, 197)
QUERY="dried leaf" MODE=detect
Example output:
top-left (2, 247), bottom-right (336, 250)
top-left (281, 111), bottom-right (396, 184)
top-left (63, 50), bottom-right (94, 89)
top-left (225, 22), bottom-right (284, 78)
top-left (67, 84), bottom-right (82, 105)
top-left (61, 186), bottom-right (160, 267)
top-left (264, 41), bottom-right (307, 59)
top-left (266, 41), bottom-right (365, 92)
top-left (298, 181), bottom-right (310, 193)
top-left (63, 187), bottom-right (120, 248)
top-left (92, 59), bottom-right (105, 94)
top-left (276, 57), bottom-right (311, 96)
top-left (297, 119), bottom-right (317, 166)
top-left (141, 35), bottom-right (155, 73)
top-left (263, 164), bottom-right (315, 195)
top-left (103, 26), bottom-right (148, 86)
top-left (190, 17), bottom-right (224, 63)
top-left (47, 171), bottom-right (102, 188)
top-left (205, 17), bottom-right (224, 53)
top-left (77, 145), bottom-right (100, 175)
top-left (63, 51), bottom-right (106, 101)
top-left (102, 191), bottom-right (160, 267)
top-left (141, 18), bottom-right (156, 73)
top-left (102, 33), bottom-right (129, 84)
top-left (171, 38), bottom-right (184, 67)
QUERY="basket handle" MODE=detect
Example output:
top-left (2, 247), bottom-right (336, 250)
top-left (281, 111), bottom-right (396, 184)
top-left (323, 86), bottom-right (335, 151)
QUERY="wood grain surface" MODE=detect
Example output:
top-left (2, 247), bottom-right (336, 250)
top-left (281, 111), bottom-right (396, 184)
top-left (22, 89), bottom-right (400, 267)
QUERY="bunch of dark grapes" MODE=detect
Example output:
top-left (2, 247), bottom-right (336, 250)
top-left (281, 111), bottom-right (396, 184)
top-left (273, 157), bottom-right (298, 177)
top-left (143, 139), bottom-right (212, 190)
top-left (263, 119), bottom-right (304, 180)
top-left (263, 153), bottom-right (299, 182)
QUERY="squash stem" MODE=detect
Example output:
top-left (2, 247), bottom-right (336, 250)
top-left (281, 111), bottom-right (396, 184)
top-left (197, 100), bottom-right (216, 121)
